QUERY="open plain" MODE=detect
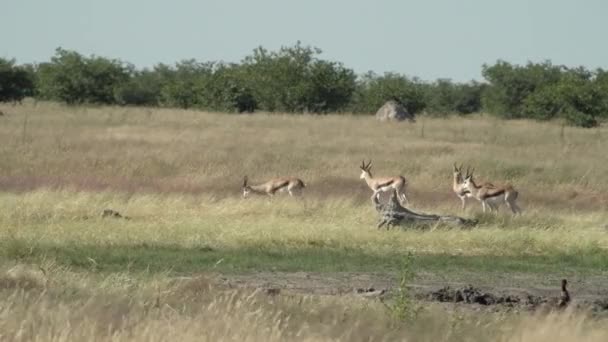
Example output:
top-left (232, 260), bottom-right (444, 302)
top-left (1, 102), bottom-right (607, 341)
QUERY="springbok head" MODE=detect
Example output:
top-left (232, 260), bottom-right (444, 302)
top-left (462, 167), bottom-right (475, 188)
top-left (359, 160), bottom-right (373, 179)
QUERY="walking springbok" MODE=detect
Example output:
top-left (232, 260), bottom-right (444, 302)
top-left (359, 160), bottom-right (409, 205)
top-left (462, 169), bottom-right (522, 214)
top-left (242, 176), bottom-right (306, 198)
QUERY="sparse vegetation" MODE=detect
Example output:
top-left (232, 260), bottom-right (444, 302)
top-left (0, 101), bottom-right (607, 340)
top-left (1, 264), bottom-right (606, 342)
top-left (4, 44), bottom-right (608, 126)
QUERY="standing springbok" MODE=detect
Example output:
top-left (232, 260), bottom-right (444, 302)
top-left (359, 160), bottom-right (409, 205)
top-left (242, 176), bottom-right (305, 198)
top-left (452, 163), bottom-right (472, 211)
top-left (453, 164), bottom-right (495, 211)
top-left (462, 170), bottom-right (521, 214)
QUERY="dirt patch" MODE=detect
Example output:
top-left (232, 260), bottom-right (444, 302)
top-left (427, 285), bottom-right (525, 306)
top-left (425, 285), bottom-right (608, 314)
top-left (204, 272), bottom-right (608, 314)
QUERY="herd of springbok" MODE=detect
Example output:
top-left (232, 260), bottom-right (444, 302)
top-left (242, 160), bottom-right (522, 215)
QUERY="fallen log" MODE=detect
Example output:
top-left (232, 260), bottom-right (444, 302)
top-left (373, 190), bottom-right (477, 229)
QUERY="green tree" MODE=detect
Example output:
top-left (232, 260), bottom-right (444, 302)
top-left (424, 79), bottom-right (484, 115)
top-left (198, 63), bottom-right (256, 113)
top-left (241, 42), bottom-right (356, 113)
top-left (36, 48), bottom-right (129, 104)
top-left (158, 60), bottom-right (212, 109)
top-left (350, 72), bottom-right (426, 114)
top-left (0, 58), bottom-right (35, 103)
top-left (113, 68), bottom-right (163, 106)
top-left (306, 60), bottom-right (356, 113)
top-left (481, 60), bottom-right (562, 118)
top-left (522, 68), bottom-right (607, 127)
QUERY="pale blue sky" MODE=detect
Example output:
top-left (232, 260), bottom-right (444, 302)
top-left (2, 0), bottom-right (607, 81)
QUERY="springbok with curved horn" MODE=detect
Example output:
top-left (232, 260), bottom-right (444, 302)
top-left (359, 160), bottom-right (409, 205)
top-left (242, 176), bottom-right (306, 198)
top-left (452, 163), bottom-right (472, 211)
top-left (462, 169), bottom-right (521, 214)
top-left (453, 164), bottom-right (496, 211)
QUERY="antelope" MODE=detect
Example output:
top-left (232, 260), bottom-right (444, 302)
top-left (452, 163), bottom-right (472, 211)
top-left (462, 169), bottom-right (522, 214)
top-left (453, 164), bottom-right (495, 211)
top-left (359, 160), bottom-right (409, 205)
top-left (242, 176), bottom-right (305, 198)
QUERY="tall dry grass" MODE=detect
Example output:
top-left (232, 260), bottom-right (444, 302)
top-left (1, 101), bottom-right (607, 211)
top-left (1, 102), bottom-right (607, 259)
top-left (1, 102), bottom-right (608, 340)
top-left (1, 189), bottom-right (606, 260)
top-left (1, 264), bottom-right (607, 342)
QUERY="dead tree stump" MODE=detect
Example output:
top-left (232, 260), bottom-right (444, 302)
top-left (373, 190), bottom-right (477, 229)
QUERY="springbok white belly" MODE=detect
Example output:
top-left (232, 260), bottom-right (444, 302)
top-left (377, 185), bottom-right (394, 192)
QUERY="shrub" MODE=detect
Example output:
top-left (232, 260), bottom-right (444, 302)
top-left (36, 48), bottom-right (130, 104)
top-left (424, 79), bottom-right (484, 115)
top-left (350, 72), bottom-right (426, 114)
top-left (522, 71), bottom-right (606, 127)
top-left (481, 60), bottom-right (562, 118)
top-left (113, 69), bottom-right (163, 106)
top-left (0, 58), bottom-right (35, 103)
top-left (241, 42), bottom-right (357, 113)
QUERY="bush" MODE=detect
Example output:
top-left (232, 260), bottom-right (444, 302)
top-left (241, 42), bottom-right (357, 113)
top-left (424, 79), bottom-right (484, 115)
top-left (4, 45), bottom-right (606, 127)
top-left (350, 72), bottom-right (426, 114)
top-left (0, 58), bottom-right (35, 103)
top-left (483, 61), bottom-right (607, 127)
top-left (114, 69), bottom-right (163, 106)
top-left (481, 60), bottom-right (562, 118)
top-left (197, 63), bottom-right (256, 113)
top-left (156, 60), bottom-right (212, 109)
top-left (36, 48), bottom-right (130, 104)
top-left (522, 70), bottom-right (606, 127)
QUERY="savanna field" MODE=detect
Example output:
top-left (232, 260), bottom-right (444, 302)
top-left (1, 101), bottom-right (608, 341)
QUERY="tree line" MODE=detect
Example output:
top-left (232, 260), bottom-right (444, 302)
top-left (1, 42), bottom-right (607, 127)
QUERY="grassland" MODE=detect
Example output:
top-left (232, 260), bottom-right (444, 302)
top-left (0, 101), bottom-right (607, 341)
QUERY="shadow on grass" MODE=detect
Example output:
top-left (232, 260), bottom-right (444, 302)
top-left (1, 240), bottom-right (607, 276)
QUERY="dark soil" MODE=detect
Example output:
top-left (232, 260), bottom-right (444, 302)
top-left (205, 271), bottom-right (608, 314)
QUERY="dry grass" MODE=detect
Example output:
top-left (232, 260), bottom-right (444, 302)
top-left (1, 264), bottom-right (607, 342)
top-left (1, 102), bottom-right (608, 340)
top-left (1, 190), bottom-right (607, 260)
top-left (1, 101), bottom-right (607, 211)
top-left (0, 101), bottom-right (607, 260)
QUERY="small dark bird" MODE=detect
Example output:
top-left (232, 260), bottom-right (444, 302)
top-left (557, 279), bottom-right (570, 308)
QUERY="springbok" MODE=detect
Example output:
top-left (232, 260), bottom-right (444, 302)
top-left (453, 164), bottom-right (495, 211)
top-left (242, 176), bottom-right (305, 198)
top-left (359, 160), bottom-right (409, 205)
top-left (462, 170), bottom-right (521, 214)
top-left (452, 163), bottom-right (472, 211)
